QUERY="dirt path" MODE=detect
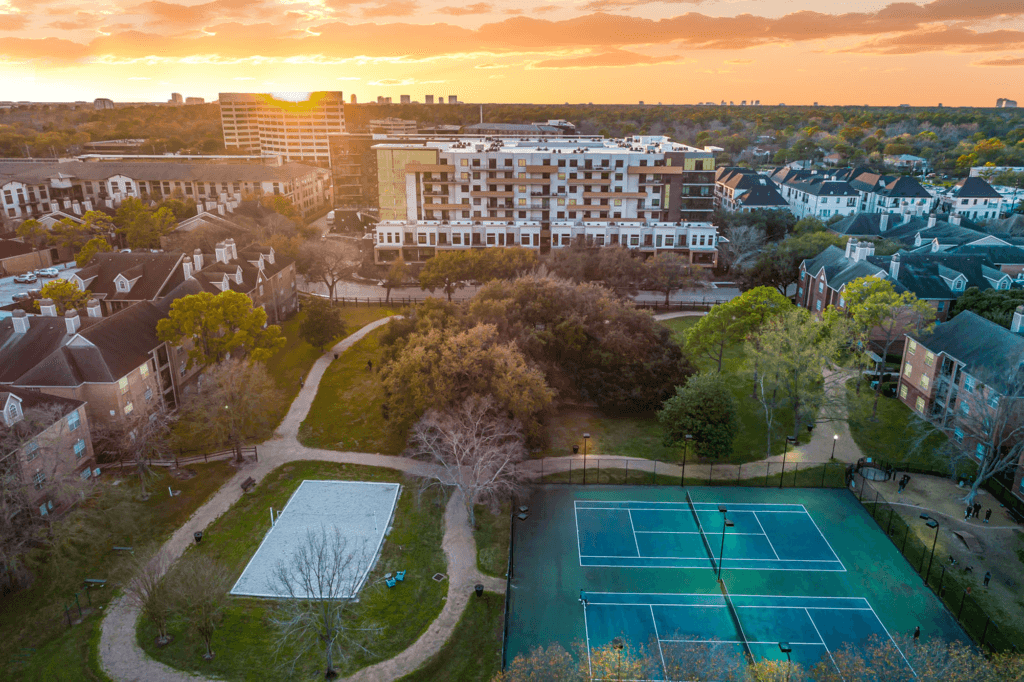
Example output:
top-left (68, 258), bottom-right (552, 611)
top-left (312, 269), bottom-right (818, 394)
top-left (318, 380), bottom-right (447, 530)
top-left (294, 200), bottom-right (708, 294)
top-left (99, 317), bottom-right (505, 682)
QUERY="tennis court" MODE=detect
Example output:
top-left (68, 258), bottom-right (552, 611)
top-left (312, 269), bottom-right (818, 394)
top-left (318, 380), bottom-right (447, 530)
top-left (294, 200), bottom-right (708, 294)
top-left (506, 485), bottom-right (968, 680)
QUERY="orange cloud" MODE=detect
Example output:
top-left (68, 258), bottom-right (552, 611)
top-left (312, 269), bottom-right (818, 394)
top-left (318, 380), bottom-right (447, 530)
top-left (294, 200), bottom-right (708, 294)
top-left (852, 25), bottom-right (1024, 54)
top-left (584, 0), bottom-right (705, 9)
top-left (973, 55), bottom-right (1024, 66)
top-left (534, 5), bottom-right (560, 12)
top-left (437, 2), bottom-right (490, 15)
top-left (531, 48), bottom-right (690, 69)
top-left (129, 0), bottom-right (274, 26)
top-left (0, 14), bottom-right (29, 31)
top-left (361, 1), bottom-right (417, 17)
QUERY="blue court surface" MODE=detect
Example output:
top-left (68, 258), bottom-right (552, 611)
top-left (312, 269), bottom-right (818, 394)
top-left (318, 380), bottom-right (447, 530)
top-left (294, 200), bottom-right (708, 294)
top-left (583, 591), bottom-right (912, 679)
top-left (575, 500), bottom-right (844, 571)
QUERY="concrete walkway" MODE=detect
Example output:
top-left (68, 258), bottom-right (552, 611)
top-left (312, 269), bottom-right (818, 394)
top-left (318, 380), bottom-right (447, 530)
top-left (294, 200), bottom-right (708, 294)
top-left (99, 317), bottom-right (505, 682)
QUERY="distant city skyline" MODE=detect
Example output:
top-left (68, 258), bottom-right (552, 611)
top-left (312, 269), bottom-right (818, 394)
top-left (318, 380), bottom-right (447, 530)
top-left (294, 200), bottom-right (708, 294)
top-left (0, 0), bottom-right (1021, 105)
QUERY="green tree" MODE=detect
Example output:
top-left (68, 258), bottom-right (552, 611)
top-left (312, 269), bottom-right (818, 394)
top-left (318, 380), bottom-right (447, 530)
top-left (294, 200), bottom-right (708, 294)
top-left (156, 290), bottom-right (285, 368)
top-left (643, 252), bottom-right (704, 305)
top-left (686, 302), bottom-right (747, 373)
top-left (951, 287), bottom-right (1024, 328)
top-left (48, 218), bottom-right (94, 252)
top-left (419, 250), bottom-right (475, 302)
top-left (793, 216), bottom-right (826, 235)
top-left (298, 299), bottom-right (347, 352)
top-left (34, 278), bottom-right (90, 315)
top-left (844, 276), bottom-right (935, 417)
top-left (15, 218), bottom-right (49, 268)
top-left (659, 373), bottom-right (739, 459)
top-left (120, 206), bottom-right (176, 249)
top-left (75, 236), bottom-right (113, 266)
top-left (382, 257), bottom-right (408, 304)
top-left (476, 247), bottom-right (538, 282)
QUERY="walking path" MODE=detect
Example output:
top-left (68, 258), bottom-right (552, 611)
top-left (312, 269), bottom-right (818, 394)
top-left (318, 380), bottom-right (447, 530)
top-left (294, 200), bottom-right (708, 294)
top-left (99, 317), bottom-right (506, 682)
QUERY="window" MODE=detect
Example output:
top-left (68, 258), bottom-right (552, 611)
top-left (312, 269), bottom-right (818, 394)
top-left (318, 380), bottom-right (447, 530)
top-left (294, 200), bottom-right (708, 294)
top-left (920, 374), bottom-right (930, 390)
top-left (900, 384), bottom-right (908, 399)
top-left (74, 439), bottom-right (85, 459)
top-left (904, 363), bottom-right (914, 377)
top-left (33, 471), bottom-right (45, 489)
top-left (119, 377), bottom-right (129, 394)
top-left (460, 159), bottom-right (468, 166)
top-left (937, 301), bottom-right (945, 312)
top-left (124, 401), bottom-right (134, 415)
top-left (915, 397), bottom-right (925, 413)
top-left (816, 300), bottom-right (822, 311)
top-left (6, 403), bottom-right (19, 423)
top-left (25, 440), bottom-right (39, 461)
top-left (988, 394), bottom-right (998, 409)
top-left (180, 360), bottom-right (186, 376)
top-left (964, 375), bottom-right (974, 393)
top-left (558, 173), bottom-right (565, 180)
top-left (954, 428), bottom-right (964, 443)
top-left (80, 468), bottom-right (92, 480)
top-left (145, 387), bottom-right (153, 402)
top-left (961, 401), bottom-right (970, 416)
top-left (67, 410), bottom-right (80, 431)
top-left (924, 351), bottom-right (934, 367)
top-left (518, 199), bottom-right (526, 206)
top-left (975, 443), bottom-right (986, 459)
top-left (629, 236), bottom-right (639, 246)
top-left (517, 159), bottom-right (526, 167)
top-left (908, 339), bottom-right (917, 354)
top-left (818, 281), bottom-right (824, 293)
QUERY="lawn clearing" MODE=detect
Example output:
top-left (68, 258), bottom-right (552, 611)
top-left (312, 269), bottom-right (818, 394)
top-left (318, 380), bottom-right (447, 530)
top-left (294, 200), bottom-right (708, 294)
top-left (140, 460), bottom-right (449, 681)
top-left (396, 590), bottom-right (504, 682)
top-left (1, 461), bottom-right (235, 682)
top-left (474, 501), bottom-right (511, 578)
top-left (298, 329), bottom-right (406, 454)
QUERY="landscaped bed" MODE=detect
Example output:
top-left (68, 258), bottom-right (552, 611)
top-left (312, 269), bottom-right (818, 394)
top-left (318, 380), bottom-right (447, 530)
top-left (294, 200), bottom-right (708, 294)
top-left (139, 460), bottom-right (449, 681)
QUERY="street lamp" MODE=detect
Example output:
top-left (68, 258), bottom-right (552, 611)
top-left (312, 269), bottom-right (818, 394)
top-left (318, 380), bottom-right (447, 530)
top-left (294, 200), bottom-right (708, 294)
top-left (681, 434), bottom-right (693, 487)
top-left (831, 434), bottom-right (839, 460)
top-left (921, 514), bottom-right (939, 578)
top-left (780, 436), bottom-right (797, 489)
top-left (582, 433), bottom-right (590, 484)
top-left (779, 642), bottom-right (793, 682)
top-left (612, 637), bottom-right (624, 681)
top-left (717, 518), bottom-right (735, 581)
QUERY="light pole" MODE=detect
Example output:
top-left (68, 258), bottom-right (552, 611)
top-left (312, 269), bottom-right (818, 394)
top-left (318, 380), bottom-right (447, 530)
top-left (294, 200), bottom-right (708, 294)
top-left (717, 518), bottom-right (734, 581)
top-left (831, 433), bottom-right (839, 461)
top-left (779, 642), bottom-right (793, 682)
top-left (681, 434), bottom-right (692, 487)
top-left (921, 514), bottom-right (939, 579)
top-left (612, 637), bottom-right (624, 681)
top-left (583, 433), bottom-right (590, 485)
top-left (780, 436), bottom-right (796, 489)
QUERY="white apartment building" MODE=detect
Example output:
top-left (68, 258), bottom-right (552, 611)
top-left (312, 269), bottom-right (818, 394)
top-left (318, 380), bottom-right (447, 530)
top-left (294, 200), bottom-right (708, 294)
top-left (218, 92), bottom-right (345, 165)
top-left (940, 177), bottom-right (1008, 222)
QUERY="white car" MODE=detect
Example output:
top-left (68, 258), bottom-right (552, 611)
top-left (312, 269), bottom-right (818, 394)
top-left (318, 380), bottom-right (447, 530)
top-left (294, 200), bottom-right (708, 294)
top-left (35, 267), bottom-right (60, 278)
top-left (13, 273), bottom-right (37, 284)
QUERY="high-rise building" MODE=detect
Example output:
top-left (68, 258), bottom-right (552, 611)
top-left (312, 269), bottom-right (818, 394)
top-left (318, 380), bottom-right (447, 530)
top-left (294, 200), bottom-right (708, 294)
top-left (425, 95), bottom-right (434, 105)
top-left (169, 93), bottom-right (183, 105)
top-left (368, 118), bottom-right (418, 135)
top-left (185, 97), bottom-right (205, 105)
top-left (997, 98), bottom-right (1018, 108)
top-left (218, 92), bottom-right (345, 166)
top-left (370, 136), bottom-right (717, 266)
top-left (400, 95), bottom-right (411, 104)
top-left (94, 98), bottom-right (114, 110)
top-left (351, 94), bottom-right (357, 104)
top-left (448, 95), bottom-right (458, 105)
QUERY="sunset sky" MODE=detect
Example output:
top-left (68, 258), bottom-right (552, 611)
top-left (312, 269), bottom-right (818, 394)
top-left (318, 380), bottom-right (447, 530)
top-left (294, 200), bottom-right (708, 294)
top-left (0, 0), bottom-right (1021, 106)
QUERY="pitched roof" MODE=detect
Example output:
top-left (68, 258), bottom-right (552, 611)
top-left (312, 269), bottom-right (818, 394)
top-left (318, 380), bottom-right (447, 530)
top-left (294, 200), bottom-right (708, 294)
top-left (1, 160), bottom-right (327, 186)
top-left (877, 175), bottom-right (932, 199)
top-left (952, 177), bottom-right (1002, 199)
top-left (801, 244), bottom-right (889, 290)
top-left (829, 212), bottom-right (906, 237)
top-left (735, 183), bottom-right (789, 208)
top-left (947, 243), bottom-right (1024, 265)
top-left (910, 311), bottom-right (1024, 395)
top-left (866, 253), bottom-right (1005, 299)
top-left (73, 252), bottom-right (185, 302)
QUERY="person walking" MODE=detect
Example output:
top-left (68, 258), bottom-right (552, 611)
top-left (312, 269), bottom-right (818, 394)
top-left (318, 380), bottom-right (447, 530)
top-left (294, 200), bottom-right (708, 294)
top-left (913, 626), bottom-right (920, 640)
top-left (965, 505), bottom-right (972, 520)
top-left (985, 508), bottom-right (992, 523)
top-left (973, 502), bottom-right (982, 518)
top-left (984, 571), bottom-right (991, 587)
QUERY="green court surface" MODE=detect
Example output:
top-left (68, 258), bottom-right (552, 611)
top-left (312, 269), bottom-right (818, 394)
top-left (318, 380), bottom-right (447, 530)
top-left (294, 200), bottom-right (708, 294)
top-left (507, 485), bottom-right (968, 679)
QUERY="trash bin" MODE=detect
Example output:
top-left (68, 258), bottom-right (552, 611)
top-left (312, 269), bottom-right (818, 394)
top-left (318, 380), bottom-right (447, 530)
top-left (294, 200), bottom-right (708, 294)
top-left (475, 584), bottom-right (484, 597)
top-left (194, 531), bottom-right (203, 544)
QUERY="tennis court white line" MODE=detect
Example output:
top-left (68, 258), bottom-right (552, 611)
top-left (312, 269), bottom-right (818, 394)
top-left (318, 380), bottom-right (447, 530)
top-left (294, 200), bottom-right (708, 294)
top-left (580, 554), bottom-right (843, 562)
top-left (574, 504), bottom-right (583, 569)
top-left (650, 604), bottom-right (668, 678)
top-left (579, 563), bottom-right (846, 572)
top-left (864, 598), bottom-right (917, 678)
top-left (587, 602), bottom-right (875, 612)
top-left (575, 501), bottom-right (806, 508)
top-left (588, 590), bottom-right (873, 602)
top-left (577, 505), bottom-right (808, 513)
top-left (660, 639), bottom-right (826, 646)
top-left (804, 608), bottom-right (841, 677)
top-left (800, 504), bottom-right (843, 564)
top-left (752, 511), bottom-right (780, 560)
top-left (582, 596), bottom-right (593, 678)
top-left (632, 530), bottom-right (766, 536)
top-left (627, 510), bottom-right (642, 557)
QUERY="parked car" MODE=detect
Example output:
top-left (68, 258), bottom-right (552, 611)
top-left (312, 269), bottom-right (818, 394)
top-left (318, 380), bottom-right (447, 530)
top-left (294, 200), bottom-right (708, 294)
top-left (35, 267), bottom-right (60, 278)
top-left (13, 273), bottom-right (37, 283)
top-left (11, 292), bottom-right (30, 301)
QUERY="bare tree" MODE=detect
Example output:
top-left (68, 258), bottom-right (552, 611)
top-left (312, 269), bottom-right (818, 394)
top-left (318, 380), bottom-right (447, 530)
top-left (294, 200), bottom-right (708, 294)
top-left (269, 527), bottom-right (379, 679)
top-left (300, 240), bottom-right (360, 302)
top-left (659, 635), bottom-right (751, 681)
top-left (125, 551), bottom-right (174, 646)
top-left (719, 223), bottom-right (766, 272)
top-left (407, 395), bottom-right (526, 527)
top-left (168, 554), bottom-right (231, 660)
top-left (91, 407), bottom-right (175, 496)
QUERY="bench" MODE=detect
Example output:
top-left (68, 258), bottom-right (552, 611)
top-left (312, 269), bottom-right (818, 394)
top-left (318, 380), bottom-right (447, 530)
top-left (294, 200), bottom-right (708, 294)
top-left (112, 546), bottom-right (134, 554)
top-left (84, 579), bottom-right (106, 588)
top-left (241, 477), bottom-right (256, 493)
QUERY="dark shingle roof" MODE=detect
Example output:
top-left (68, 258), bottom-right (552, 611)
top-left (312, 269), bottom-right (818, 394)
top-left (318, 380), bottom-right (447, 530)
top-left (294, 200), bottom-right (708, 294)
top-left (910, 311), bottom-right (1024, 394)
top-left (73, 252), bottom-right (184, 302)
top-left (736, 183), bottom-right (789, 208)
top-left (952, 177), bottom-right (1002, 199)
top-left (1, 160), bottom-right (327, 186)
top-left (947, 243), bottom-right (1024, 265)
top-left (829, 213), bottom-right (906, 237)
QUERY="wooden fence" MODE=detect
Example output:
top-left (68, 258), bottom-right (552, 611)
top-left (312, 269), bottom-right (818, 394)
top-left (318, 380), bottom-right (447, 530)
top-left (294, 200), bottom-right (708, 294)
top-left (105, 445), bottom-right (258, 471)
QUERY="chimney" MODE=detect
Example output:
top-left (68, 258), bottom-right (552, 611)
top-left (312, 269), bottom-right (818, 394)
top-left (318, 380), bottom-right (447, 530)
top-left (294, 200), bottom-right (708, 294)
top-left (879, 214), bottom-right (889, 233)
top-left (86, 299), bottom-right (101, 318)
top-left (183, 256), bottom-right (193, 279)
top-left (1012, 305), bottom-right (1024, 334)
top-left (858, 241), bottom-right (875, 261)
top-left (215, 242), bottom-right (228, 264)
top-left (65, 309), bottom-right (80, 335)
top-left (950, 213), bottom-right (961, 226)
top-left (927, 214), bottom-right (937, 228)
top-left (235, 266), bottom-right (243, 285)
top-left (845, 238), bottom-right (858, 258)
top-left (11, 309), bottom-right (28, 334)
top-left (193, 248), bottom-right (203, 270)
top-left (39, 298), bottom-right (57, 317)
top-left (266, 247), bottom-right (275, 265)
top-left (226, 238), bottom-right (237, 260)
top-left (889, 253), bottom-right (900, 280)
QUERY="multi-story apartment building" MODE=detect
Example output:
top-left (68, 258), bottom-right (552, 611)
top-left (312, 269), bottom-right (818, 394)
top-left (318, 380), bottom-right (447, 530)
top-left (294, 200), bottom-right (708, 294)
top-left (771, 166), bottom-right (935, 221)
top-left (940, 177), bottom-right (1006, 222)
top-left (0, 388), bottom-right (96, 517)
top-left (370, 136), bottom-right (718, 266)
top-left (769, 167), bottom-right (860, 220)
top-left (714, 167), bottom-right (789, 212)
top-left (368, 118), bottom-right (418, 135)
top-left (0, 160), bottom-right (332, 221)
top-left (218, 92), bottom-right (346, 165)
top-left (898, 309), bottom-right (1024, 502)
top-left (832, 167), bottom-right (936, 217)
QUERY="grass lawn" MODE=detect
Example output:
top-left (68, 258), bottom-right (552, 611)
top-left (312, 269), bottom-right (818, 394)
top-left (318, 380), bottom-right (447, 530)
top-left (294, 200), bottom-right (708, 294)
top-left (298, 330), bottom-right (407, 455)
top-left (396, 590), bottom-right (504, 682)
top-left (845, 379), bottom-right (967, 475)
top-left (140, 460), bottom-right (449, 681)
top-left (1, 461), bottom-right (235, 682)
top-left (474, 502), bottom-right (511, 578)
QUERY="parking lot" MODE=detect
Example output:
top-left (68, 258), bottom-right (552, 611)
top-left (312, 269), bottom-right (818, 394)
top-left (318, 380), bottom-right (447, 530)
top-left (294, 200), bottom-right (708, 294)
top-left (0, 262), bottom-right (79, 306)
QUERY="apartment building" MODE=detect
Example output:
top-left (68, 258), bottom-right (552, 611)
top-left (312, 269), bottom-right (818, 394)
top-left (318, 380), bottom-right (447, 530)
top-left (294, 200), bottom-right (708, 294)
top-left (368, 118), bottom-right (418, 135)
top-left (772, 166), bottom-right (935, 221)
top-left (218, 92), bottom-right (346, 165)
top-left (832, 167), bottom-right (936, 216)
top-left (940, 177), bottom-right (1006, 222)
top-left (1, 160), bottom-right (332, 221)
top-left (898, 310), bottom-right (1024, 502)
top-left (714, 167), bottom-right (789, 212)
top-left (0, 388), bottom-right (96, 517)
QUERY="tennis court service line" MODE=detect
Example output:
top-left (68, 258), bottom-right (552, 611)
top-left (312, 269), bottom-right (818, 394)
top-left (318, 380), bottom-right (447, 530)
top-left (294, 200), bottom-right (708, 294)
top-left (804, 608), bottom-right (839, 673)
top-left (800, 504), bottom-right (844, 563)
top-left (751, 511), bottom-right (781, 560)
top-left (650, 604), bottom-right (668, 676)
top-left (627, 510), bottom-right (642, 557)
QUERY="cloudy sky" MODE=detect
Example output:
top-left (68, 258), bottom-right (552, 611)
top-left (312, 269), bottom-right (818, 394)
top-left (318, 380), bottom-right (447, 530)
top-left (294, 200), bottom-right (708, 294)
top-left (0, 0), bottom-right (1021, 105)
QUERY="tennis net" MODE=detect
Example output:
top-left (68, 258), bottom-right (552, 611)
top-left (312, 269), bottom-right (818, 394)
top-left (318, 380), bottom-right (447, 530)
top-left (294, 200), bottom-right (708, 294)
top-left (720, 579), bottom-right (754, 664)
top-left (686, 490), bottom-right (717, 572)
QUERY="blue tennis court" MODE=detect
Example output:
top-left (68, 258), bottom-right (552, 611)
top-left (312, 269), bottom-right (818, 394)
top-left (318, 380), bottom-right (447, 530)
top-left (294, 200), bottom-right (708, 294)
top-left (575, 500), bottom-right (844, 571)
top-left (583, 591), bottom-right (913, 679)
